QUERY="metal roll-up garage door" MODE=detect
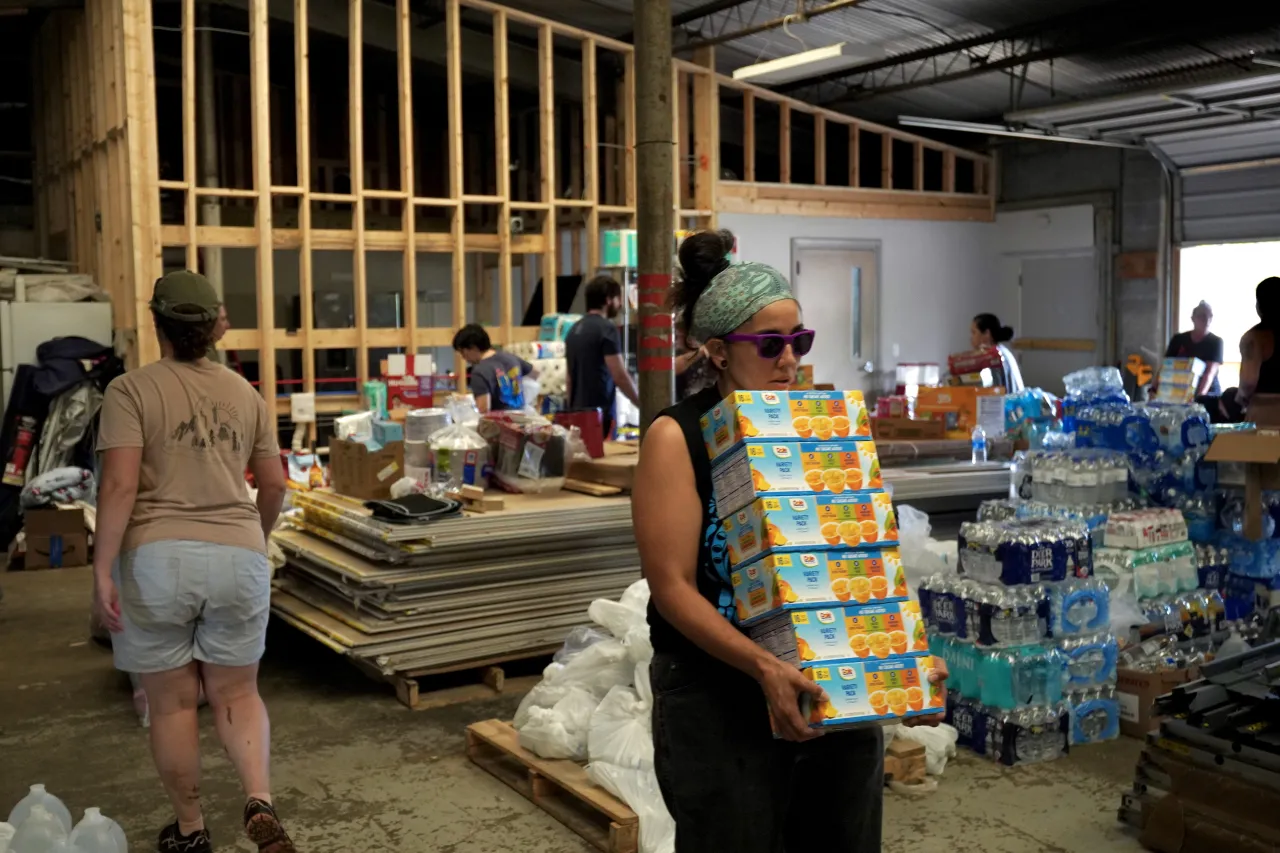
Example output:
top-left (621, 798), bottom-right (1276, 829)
top-left (1178, 164), bottom-right (1280, 245)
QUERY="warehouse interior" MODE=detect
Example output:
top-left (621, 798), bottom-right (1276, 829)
top-left (2, 1), bottom-right (1280, 852)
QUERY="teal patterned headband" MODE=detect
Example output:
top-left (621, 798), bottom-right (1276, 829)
top-left (690, 261), bottom-right (796, 344)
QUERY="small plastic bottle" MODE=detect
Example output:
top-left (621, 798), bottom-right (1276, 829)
top-left (971, 425), bottom-right (988, 465)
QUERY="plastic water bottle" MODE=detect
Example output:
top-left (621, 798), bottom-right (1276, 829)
top-left (971, 425), bottom-right (988, 465)
top-left (10, 806), bottom-right (68, 853)
top-left (8, 787), bottom-right (72, 836)
top-left (68, 809), bottom-right (126, 853)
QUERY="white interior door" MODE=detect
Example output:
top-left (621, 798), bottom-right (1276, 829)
top-left (791, 242), bottom-right (879, 393)
top-left (1015, 252), bottom-right (1099, 396)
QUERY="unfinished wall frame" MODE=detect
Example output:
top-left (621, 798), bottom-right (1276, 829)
top-left (32, 0), bottom-right (991, 412)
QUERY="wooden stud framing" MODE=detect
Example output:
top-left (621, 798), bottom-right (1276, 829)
top-left (250, 0), bottom-right (277, 404)
top-left (538, 24), bottom-right (557, 318)
top-left (447, 0), bottom-right (466, 332)
top-left (349, 0), bottom-right (367, 388)
top-left (582, 39), bottom-right (599, 275)
top-left (913, 142), bottom-right (924, 192)
top-left (815, 115), bottom-right (827, 187)
top-left (849, 124), bottom-right (860, 188)
top-left (880, 134), bottom-right (893, 190)
top-left (780, 103), bottom-right (791, 185)
top-left (495, 12), bottom-right (513, 340)
top-left (296, 0), bottom-right (316, 419)
top-left (33, 0), bottom-right (993, 413)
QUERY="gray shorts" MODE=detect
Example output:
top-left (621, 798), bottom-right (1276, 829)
top-left (112, 540), bottom-right (271, 673)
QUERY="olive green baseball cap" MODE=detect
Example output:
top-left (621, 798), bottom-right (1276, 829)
top-left (151, 270), bottom-right (221, 322)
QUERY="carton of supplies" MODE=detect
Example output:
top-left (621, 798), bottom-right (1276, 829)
top-left (749, 601), bottom-right (927, 667)
top-left (722, 492), bottom-right (899, 568)
top-left (730, 548), bottom-right (908, 625)
top-left (700, 390), bottom-right (871, 462)
top-left (801, 656), bottom-right (944, 729)
top-left (710, 439), bottom-right (883, 518)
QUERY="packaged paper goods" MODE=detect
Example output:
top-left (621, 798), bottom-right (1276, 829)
top-left (730, 548), bottom-right (909, 625)
top-left (722, 492), bottom-right (899, 568)
top-left (700, 389), bottom-right (872, 461)
top-left (710, 438), bottom-right (883, 518)
top-left (801, 656), bottom-right (945, 729)
top-left (750, 601), bottom-right (928, 666)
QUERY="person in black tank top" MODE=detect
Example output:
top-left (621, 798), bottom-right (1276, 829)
top-left (1209, 277), bottom-right (1280, 423)
top-left (633, 232), bottom-right (947, 853)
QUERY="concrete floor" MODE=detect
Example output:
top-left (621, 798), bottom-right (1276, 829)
top-left (1, 568), bottom-right (1147, 853)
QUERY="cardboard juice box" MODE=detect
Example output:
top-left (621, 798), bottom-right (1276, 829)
top-left (722, 492), bottom-right (899, 568)
top-left (802, 656), bottom-right (944, 729)
top-left (700, 390), bottom-right (872, 461)
top-left (750, 601), bottom-right (927, 666)
top-left (730, 548), bottom-right (908, 625)
top-left (711, 439), bottom-right (883, 519)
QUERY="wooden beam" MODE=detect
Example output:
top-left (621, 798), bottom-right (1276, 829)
top-left (691, 45), bottom-right (717, 229)
top-left (676, 69), bottom-right (689, 208)
top-left (814, 115), bottom-right (826, 186)
top-left (397, 0), bottom-right (417, 348)
top-left (349, 0), bottom-right (368, 387)
top-left (880, 134), bottom-right (892, 190)
top-left (121, 0), bottom-right (162, 366)
top-left (743, 91), bottom-right (755, 183)
top-left (943, 150), bottom-right (955, 193)
top-left (295, 0), bottom-right (316, 413)
top-left (182, 0), bottom-right (196, 269)
top-left (849, 124), bottom-right (860, 188)
top-left (1011, 338), bottom-right (1096, 353)
top-left (913, 141), bottom-right (923, 191)
top-left (538, 24), bottom-right (556, 318)
top-left (495, 11), bottom-right (513, 341)
top-left (582, 38), bottom-right (599, 274)
top-left (447, 0), bottom-right (466, 331)
top-left (717, 181), bottom-right (994, 223)
top-left (779, 103), bottom-right (791, 184)
top-left (622, 50), bottom-right (636, 211)
top-left (251, 0), bottom-right (277, 403)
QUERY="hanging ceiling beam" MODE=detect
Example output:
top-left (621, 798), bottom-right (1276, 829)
top-left (676, 0), bottom-right (871, 53)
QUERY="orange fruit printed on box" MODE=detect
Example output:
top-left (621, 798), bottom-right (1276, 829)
top-left (700, 390), bottom-right (873, 463)
top-left (730, 548), bottom-right (909, 625)
top-left (797, 656), bottom-right (941, 730)
top-left (722, 493), bottom-right (899, 568)
top-left (747, 601), bottom-right (926, 667)
top-left (709, 439), bottom-right (884, 519)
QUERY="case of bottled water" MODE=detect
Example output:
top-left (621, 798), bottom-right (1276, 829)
top-left (1067, 687), bottom-right (1121, 745)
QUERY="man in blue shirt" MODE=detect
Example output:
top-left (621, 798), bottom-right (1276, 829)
top-left (565, 276), bottom-right (639, 438)
top-left (452, 324), bottom-right (536, 413)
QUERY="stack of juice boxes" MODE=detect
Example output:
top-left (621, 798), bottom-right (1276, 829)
top-left (1153, 357), bottom-right (1205, 403)
top-left (703, 389), bottom-right (944, 730)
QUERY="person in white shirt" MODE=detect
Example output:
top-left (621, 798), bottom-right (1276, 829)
top-left (971, 312), bottom-right (1025, 392)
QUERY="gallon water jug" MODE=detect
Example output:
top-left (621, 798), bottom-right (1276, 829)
top-left (10, 805), bottom-right (68, 853)
top-left (1, 821), bottom-right (17, 853)
top-left (68, 809), bottom-right (126, 853)
top-left (7, 788), bottom-right (72, 835)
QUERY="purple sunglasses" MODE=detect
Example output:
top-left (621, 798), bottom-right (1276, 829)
top-left (721, 329), bottom-right (816, 359)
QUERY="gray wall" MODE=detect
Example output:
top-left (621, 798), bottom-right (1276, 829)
top-left (997, 141), bottom-right (1168, 364)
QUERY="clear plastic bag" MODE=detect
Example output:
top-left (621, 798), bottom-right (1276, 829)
top-left (555, 626), bottom-right (612, 663)
top-left (897, 504), bottom-right (958, 595)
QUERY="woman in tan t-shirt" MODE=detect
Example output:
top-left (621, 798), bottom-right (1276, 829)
top-left (94, 271), bottom-right (295, 853)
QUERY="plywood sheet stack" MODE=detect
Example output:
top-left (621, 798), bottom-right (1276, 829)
top-left (270, 490), bottom-right (639, 679)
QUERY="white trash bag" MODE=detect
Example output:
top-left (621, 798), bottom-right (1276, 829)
top-left (893, 723), bottom-right (960, 777)
top-left (896, 504), bottom-right (958, 595)
top-left (517, 685), bottom-right (600, 760)
top-left (586, 687), bottom-right (673, 853)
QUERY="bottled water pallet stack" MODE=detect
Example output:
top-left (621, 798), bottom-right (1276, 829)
top-left (919, 518), bottom-right (1121, 766)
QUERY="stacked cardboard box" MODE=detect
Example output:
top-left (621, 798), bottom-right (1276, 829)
top-left (1154, 357), bottom-right (1205, 403)
top-left (701, 390), bottom-right (943, 730)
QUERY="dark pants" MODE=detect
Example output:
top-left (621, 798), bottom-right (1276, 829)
top-left (651, 653), bottom-right (884, 853)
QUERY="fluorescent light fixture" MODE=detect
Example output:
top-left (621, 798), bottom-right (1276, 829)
top-left (897, 115), bottom-right (1145, 150)
top-left (1253, 54), bottom-right (1280, 69)
top-left (733, 43), bottom-right (869, 85)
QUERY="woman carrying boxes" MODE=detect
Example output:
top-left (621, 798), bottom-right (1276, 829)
top-left (632, 231), bottom-right (948, 853)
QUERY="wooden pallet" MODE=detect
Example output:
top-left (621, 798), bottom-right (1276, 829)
top-left (350, 646), bottom-right (558, 710)
top-left (466, 719), bottom-right (639, 853)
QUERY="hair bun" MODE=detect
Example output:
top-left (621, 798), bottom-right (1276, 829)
top-left (672, 229), bottom-right (736, 343)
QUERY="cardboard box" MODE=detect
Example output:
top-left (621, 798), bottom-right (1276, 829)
top-left (27, 532), bottom-right (89, 569)
top-left (25, 505), bottom-right (86, 538)
top-left (722, 492), bottom-right (899, 568)
top-left (1116, 666), bottom-right (1198, 737)
top-left (750, 601), bottom-right (927, 667)
top-left (731, 547), bottom-right (908, 625)
top-left (1204, 429), bottom-right (1280, 540)
top-left (328, 437), bottom-right (405, 501)
top-left (700, 390), bottom-right (872, 462)
top-left (916, 386), bottom-right (1005, 435)
top-left (710, 439), bottom-right (883, 519)
top-left (801, 656), bottom-right (944, 729)
top-left (870, 417), bottom-right (946, 441)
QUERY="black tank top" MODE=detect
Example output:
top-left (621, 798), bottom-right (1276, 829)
top-left (1255, 325), bottom-right (1280, 396)
top-left (646, 384), bottom-right (743, 658)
